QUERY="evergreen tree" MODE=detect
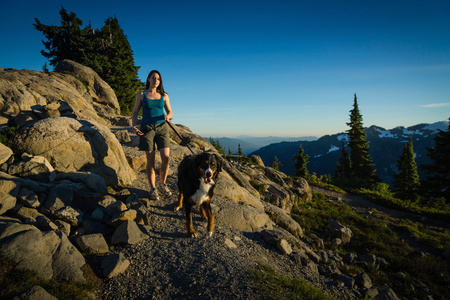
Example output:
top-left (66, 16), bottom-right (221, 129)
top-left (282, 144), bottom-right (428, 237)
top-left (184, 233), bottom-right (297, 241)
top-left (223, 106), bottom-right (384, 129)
top-left (209, 137), bottom-right (225, 155)
top-left (393, 137), bottom-right (420, 200)
top-left (34, 9), bottom-right (142, 114)
top-left (34, 8), bottom-right (91, 66)
top-left (422, 119), bottom-right (450, 202)
top-left (94, 17), bottom-right (142, 114)
top-left (293, 145), bottom-right (309, 177)
top-left (346, 94), bottom-right (377, 185)
top-left (272, 156), bottom-right (281, 171)
top-left (238, 144), bottom-right (243, 156)
top-left (334, 141), bottom-right (351, 179)
top-left (42, 62), bottom-right (49, 73)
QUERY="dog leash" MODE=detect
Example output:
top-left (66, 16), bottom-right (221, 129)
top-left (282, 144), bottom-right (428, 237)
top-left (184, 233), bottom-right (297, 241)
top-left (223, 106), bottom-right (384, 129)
top-left (166, 121), bottom-right (195, 155)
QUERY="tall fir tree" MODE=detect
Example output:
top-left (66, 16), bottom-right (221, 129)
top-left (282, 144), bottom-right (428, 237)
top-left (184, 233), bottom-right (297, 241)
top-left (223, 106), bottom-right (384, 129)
top-left (293, 145), bottom-right (309, 177)
top-left (34, 8), bottom-right (91, 66)
top-left (393, 136), bottom-right (420, 200)
top-left (421, 119), bottom-right (450, 202)
top-left (334, 140), bottom-right (351, 179)
top-left (346, 94), bottom-right (377, 186)
top-left (34, 9), bottom-right (142, 115)
top-left (95, 17), bottom-right (142, 114)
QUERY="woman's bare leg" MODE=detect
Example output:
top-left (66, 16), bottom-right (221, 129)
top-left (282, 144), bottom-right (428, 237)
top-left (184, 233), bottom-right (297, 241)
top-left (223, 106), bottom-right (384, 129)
top-left (145, 151), bottom-right (156, 188)
top-left (159, 147), bottom-right (170, 185)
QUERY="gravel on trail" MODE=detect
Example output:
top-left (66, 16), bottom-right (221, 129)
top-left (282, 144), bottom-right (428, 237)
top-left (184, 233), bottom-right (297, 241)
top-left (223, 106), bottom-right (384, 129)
top-left (101, 157), bottom-right (347, 300)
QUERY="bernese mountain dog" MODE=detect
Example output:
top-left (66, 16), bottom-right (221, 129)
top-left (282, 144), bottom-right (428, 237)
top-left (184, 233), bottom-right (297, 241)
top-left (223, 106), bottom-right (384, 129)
top-left (175, 151), bottom-right (222, 238)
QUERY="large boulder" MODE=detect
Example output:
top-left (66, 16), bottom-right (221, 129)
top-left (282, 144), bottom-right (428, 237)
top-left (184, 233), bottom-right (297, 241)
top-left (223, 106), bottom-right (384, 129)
top-left (0, 68), bottom-right (110, 126)
top-left (55, 59), bottom-right (120, 115)
top-left (0, 171), bottom-right (48, 193)
top-left (73, 233), bottom-right (109, 255)
top-left (214, 177), bottom-right (264, 211)
top-left (214, 198), bottom-right (273, 232)
top-left (291, 177), bottom-right (312, 204)
top-left (263, 201), bottom-right (304, 238)
top-left (7, 154), bottom-right (56, 182)
top-left (264, 167), bottom-right (287, 187)
top-left (101, 253), bottom-right (130, 278)
top-left (0, 142), bottom-right (13, 165)
top-left (111, 220), bottom-right (148, 245)
top-left (329, 220), bottom-right (353, 244)
top-left (0, 179), bottom-right (20, 215)
top-left (13, 116), bottom-right (136, 186)
top-left (0, 221), bottom-right (86, 281)
top-left (265, 183), bottom-right (296, 214)
top-left (55, 171), bottom-right (107, 195)
top-left (222, 159), bottom-right (260, 198)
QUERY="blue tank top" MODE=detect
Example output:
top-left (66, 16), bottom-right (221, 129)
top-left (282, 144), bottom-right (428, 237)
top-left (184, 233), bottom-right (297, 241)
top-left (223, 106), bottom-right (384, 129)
top-left (141, 92), bottom-right (165, 125)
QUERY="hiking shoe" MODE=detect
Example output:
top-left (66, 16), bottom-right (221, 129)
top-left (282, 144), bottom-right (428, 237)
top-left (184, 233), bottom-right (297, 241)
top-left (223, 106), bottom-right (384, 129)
top-left (149, 188), bottom-right (160, 200)
top-left (160, 183), bottom-right (172, 197)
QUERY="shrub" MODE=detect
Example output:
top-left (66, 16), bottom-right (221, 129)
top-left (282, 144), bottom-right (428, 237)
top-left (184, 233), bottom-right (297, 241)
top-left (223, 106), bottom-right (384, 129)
top-left (0, 126), bottom-right (19, 153)
top-left (251, 262), bottom-right (333, 300)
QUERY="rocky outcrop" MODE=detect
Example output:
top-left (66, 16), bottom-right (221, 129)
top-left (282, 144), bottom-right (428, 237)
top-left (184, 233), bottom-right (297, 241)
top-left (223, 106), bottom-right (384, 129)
top-left (0, 66), bottom-right (117, 127)
top-left (0, 63), bottom-right (135, 187)
top-left (226, 156), bottom-right (312, 214)
top-left (0, 64), bottom-right (141, 294)
top-left (55, 59), bottom-right (120, 115)
top-left (214, 177), bottom-right (264, 211)
top-left (12, 116), bottom-right (135, 186)
top-left (0, 219), bottom-right (85, 281)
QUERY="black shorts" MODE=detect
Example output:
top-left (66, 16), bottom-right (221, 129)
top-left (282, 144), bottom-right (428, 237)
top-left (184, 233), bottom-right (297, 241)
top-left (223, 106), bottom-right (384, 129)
top-left (139, 123), bottom-right (171, 152)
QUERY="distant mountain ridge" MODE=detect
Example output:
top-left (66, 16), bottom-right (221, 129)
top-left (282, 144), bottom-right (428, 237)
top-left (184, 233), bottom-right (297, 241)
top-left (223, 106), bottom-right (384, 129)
top-left (208, 135), bottom-right (318, 155)
top-left (250, 121), bottom-right (448, 185)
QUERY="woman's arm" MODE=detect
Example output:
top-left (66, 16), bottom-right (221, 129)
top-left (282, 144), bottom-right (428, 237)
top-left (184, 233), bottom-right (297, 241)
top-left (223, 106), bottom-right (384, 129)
top-left (163, 94), bottom-right (173, 122)
top-left (131, 92), bottom-right (144, 135)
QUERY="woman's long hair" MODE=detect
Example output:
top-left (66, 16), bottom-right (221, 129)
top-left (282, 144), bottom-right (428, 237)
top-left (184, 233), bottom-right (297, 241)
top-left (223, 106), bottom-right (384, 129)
top-left (146, 70), bottom-right (167, 95)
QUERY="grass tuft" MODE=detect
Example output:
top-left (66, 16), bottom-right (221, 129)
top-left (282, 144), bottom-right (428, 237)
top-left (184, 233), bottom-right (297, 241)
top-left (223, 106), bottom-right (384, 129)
top-left (251, 262), bottom-right (334, 300)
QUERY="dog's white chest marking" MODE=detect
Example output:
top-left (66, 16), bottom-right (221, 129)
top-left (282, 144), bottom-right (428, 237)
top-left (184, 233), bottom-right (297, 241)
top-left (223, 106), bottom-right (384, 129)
top-left (191, 179), bottom-right (213, 206)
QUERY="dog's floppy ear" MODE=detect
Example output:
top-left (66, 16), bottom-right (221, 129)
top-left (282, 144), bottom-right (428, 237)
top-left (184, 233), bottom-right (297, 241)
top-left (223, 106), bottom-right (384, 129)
top-left (194, 152), bottom-right (206, 165)
top-left (215, 153), bottom-right (223, 173)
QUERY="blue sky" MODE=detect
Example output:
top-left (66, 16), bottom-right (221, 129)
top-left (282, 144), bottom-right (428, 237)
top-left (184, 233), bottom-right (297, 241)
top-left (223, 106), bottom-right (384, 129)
top-left (1, 0), bottom-right (449, 137)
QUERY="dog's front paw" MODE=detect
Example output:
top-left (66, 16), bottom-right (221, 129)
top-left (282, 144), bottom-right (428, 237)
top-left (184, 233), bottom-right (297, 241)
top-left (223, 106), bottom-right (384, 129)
top-left (189, 232), bottom-right (198, 238)
top-left (174, 205), bottom-right (182, 211)
top-left (208, 231), bottom-right (213, 237)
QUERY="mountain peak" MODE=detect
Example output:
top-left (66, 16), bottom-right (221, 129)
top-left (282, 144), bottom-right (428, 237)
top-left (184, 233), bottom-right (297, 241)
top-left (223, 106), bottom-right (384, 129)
top-left (252, 120), bottom-right (448, 185)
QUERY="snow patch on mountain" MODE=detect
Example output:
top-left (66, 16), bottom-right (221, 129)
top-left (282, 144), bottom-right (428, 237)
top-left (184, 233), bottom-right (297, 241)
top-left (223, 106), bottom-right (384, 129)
top-left (423, 122), bottom-right (448, 133)
top-left (328, 145), bottom-right (339, 153)
top-left (376, 128), bottom-right (394, 138)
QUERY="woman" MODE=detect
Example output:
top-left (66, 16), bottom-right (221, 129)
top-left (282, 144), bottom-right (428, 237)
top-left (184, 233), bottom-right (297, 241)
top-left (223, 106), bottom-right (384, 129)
top-left (131, 70), bottom-right (173, 200)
